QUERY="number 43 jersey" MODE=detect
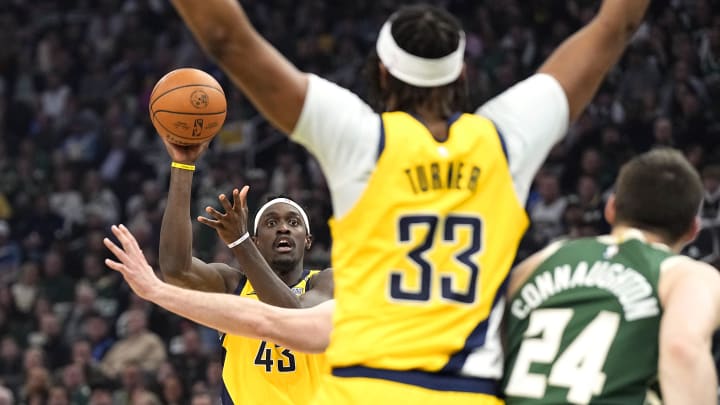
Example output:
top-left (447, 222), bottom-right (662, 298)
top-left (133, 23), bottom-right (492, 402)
top-left (327, 111), bottom-right (528, 391)
top-left (221, 270), bottom-right (327, 405)
top-left (504, 234), bottom-right (670, 405)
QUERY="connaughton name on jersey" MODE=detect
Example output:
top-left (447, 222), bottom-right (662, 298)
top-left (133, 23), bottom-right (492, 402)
top-left (511, 260), bottom-right (659, 322)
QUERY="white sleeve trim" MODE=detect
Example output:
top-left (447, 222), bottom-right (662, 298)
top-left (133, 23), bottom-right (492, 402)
top-left (290, 75), bottom-right (380, 219)
top-left (477, 73), bottom-right (569, 206)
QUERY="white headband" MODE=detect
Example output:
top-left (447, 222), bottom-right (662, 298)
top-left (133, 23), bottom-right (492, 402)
top-left (253, 198), bottom-right (311, 235)
top-left (376, 20), bottom-right (466, 88)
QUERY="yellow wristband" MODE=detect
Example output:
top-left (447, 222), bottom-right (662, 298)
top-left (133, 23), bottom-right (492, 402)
top-left (171, 162), bottom-right (196, 171)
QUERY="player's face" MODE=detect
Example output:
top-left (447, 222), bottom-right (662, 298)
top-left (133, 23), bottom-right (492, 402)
top-left (254, 203), bottom-right (309, 272)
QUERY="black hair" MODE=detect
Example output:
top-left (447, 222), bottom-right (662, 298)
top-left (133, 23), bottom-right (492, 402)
top-left (614, 148), bottom-right (703, 243)
top-left (364, 4), bottom-right (469, 116)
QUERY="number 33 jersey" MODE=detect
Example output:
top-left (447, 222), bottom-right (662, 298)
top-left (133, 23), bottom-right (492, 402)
top-left (221, 270), bottom-right (327, 405)
top-left (327, 112), bottom-right (528, 391)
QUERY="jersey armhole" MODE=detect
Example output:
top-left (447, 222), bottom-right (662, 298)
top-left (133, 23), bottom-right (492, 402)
top-left (232, 274), bottom-right (248, 295)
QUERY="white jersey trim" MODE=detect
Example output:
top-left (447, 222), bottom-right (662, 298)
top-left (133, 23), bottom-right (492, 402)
top-left (291, 73), bottom-right (569, 219)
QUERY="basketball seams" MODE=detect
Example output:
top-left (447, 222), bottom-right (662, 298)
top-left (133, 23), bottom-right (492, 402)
top-left (149, 84), bottom-right (225, 111)
top-left (153, 111), bottom-right (226, 140)
top-left (152, 110), bottom-right (227, 117)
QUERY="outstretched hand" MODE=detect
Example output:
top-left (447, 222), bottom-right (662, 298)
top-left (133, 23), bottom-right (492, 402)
top-left (104, 224), bottom-right (161, 301)
top-left (197, 186), bottom-right (250, 245)
top-left (162, 137), bottom-right (210, 164)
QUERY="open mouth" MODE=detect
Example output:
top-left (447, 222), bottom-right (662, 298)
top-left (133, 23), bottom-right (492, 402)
top-left (274, 238), bottom-right (294, 253)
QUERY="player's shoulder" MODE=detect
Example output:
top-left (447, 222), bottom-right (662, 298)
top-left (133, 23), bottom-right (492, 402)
top-left (660, 255), bottom-right (716, 275)
top-left (307, 268), bottom-right (333, 288)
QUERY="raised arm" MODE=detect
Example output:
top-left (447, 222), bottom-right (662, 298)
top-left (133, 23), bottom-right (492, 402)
top-left (169, 0), bottom-right (307, 134)
top-left (158, 140), bottom-right (241, 293)
top-left (658, 258), bottom-right (720, 405)
top-left (538, 0), bottom-right (651, 122)
top-left (105, 224), bottom-right (332, 353)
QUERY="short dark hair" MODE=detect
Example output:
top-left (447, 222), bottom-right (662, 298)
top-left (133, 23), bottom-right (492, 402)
top-left (614, 148), bottom-right (703, 243)
top-left (365, 4), bottom-right (469, 115)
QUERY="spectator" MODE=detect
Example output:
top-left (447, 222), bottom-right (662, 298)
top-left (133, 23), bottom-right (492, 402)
top-left (528, 171), bottom-right (567, 247)
top-left (82, 312), bottom-right (115, 363)
top-left (70, 339), bottom-right (107, 388)
top-left (0, 221), bottom-right (20, 282)
top-left (27, 313), bottom-right (70, 370)
top-left (100, 310), bottom-right (166, 379)
top-left (11, 261), bottom-right (40, 315)
top-left (701, 164), bottom-right (720, 227)
top-left (61, 363), bottom-right (91, 405)
top-left (0, 386), bottom-right (13, 405)
top-left (169, 327), bottom-right (208, 390)
top-left (0, 337), bottom-right (22, 394)
top-left (38, 250), bottom-right (75, 306)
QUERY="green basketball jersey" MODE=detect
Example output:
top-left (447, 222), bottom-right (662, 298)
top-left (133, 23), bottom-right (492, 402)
top-left (503, 232), bottom-right (676, 405)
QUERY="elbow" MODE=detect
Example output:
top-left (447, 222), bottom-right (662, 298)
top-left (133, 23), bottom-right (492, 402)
top-left (203, 26), bottom-right (232, 61)
top-left (199, 24), bottom-right (251, 64)
top-left (157, 254), bottom-right (192, 286)
top-left (660, 336), bottom-right (707, 375)
top-left (157, 256), bottom-right (184, 279)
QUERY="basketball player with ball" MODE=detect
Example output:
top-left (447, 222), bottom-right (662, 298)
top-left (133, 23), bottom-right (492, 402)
top-left (149, 68), bottom-right (333, 405)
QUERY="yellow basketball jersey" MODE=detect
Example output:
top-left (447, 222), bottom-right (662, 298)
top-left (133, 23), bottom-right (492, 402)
top-left (326, 112), bottom-right (528, 397)
top-left (221, 270), bottom-right (327, 405)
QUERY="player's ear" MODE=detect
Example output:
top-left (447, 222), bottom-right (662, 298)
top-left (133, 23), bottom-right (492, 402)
top-left (251, 235), bottom-right (258, 245)
top-left (604, 194), bottom-right (616, 225)
top-left (686, 216), bottom-right (701, 244)
top-left (305, 234), bottom-right (313, 251)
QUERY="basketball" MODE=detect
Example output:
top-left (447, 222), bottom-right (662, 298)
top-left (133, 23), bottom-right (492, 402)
top-left (149, 68), bottom-right (227, 145)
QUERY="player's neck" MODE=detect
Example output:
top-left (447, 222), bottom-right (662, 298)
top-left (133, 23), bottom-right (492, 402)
top-left (413, 107), bottom-right (450, 142)
top-left (610, 225), bottom-right (677, 252)
top-left (275, 265), bottom-right (305, 286)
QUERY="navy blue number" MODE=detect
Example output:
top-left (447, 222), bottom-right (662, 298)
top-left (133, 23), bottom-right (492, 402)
top-left (254, 342), bottom-right (296, 372)
top-left (390, 215), bottom-right (482, 304)
top-left (254, 341), bottom-right (274, 372)
top-left (390, 216), bottom-right (438, 301)
top-left (276, 345), bottom-right (296, 372)
top-left (441, 216), bottom-right (482, 303)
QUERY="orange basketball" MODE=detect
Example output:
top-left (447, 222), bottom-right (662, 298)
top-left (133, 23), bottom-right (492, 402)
top-left (149, 68), bottom-right (227, 145)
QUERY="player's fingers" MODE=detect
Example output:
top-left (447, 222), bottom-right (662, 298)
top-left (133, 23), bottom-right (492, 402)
top-left (117, 224), bottom-right (142, 253)
top-left (104, 237), bottom-right (131, 265)
top-left (239, 186), bottom-right (249, 211)
top-left (205, 206), bottom-right (224, 220)
top-left (197, 216), bottom-right (221, 228)
top-left (231, 188), bottom-right (240, 212)
top-left (104, 258), bottom-right (126, 273)
top-left (218, 194), bottom-right (233, 213)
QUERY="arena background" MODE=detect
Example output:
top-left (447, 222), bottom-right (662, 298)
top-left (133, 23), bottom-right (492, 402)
top-left (0, 0), bottom-right (717, 403)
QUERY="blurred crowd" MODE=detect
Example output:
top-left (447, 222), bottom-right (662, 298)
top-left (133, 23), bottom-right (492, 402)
top-left (0, 0), bottom-right (718, 403)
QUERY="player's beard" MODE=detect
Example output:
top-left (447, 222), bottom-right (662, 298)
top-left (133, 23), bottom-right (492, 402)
top-left (270, 255), bottom-right (298, 275)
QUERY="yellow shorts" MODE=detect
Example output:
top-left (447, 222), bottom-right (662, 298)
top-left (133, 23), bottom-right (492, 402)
top-left (310, 370), bottom-right (504, 405)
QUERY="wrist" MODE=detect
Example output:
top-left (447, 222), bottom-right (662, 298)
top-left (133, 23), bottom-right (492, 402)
top-left (227, 232), bottom-right (250, 248)
top-left (171, 161), bottom-right (196, 171)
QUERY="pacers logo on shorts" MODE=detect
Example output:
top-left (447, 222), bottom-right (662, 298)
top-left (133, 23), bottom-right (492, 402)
top-left (192, 119), bottom-right (204, 137)
top-left (190, 90), bottom-right (209, 108)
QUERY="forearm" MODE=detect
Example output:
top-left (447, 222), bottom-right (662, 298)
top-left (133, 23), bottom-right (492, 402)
top-left (659, 340), bottom-right (717, 405)
top-left (148, 280), bottom-right (326, 352)
top-left (231, 242), bottom-right (301, 308)
top-left (158, 169), bottom-right (194, 278)
top-left (169, 0), bottom-right (307, 133)
top-left (150, 280), bottom-right (274, 342)
top-left (597, 0), bottom-right (651, 36)
top-left (170, 0), bottom-right (256, 58)
top-left (538, 0), bottom-right (650, 121)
